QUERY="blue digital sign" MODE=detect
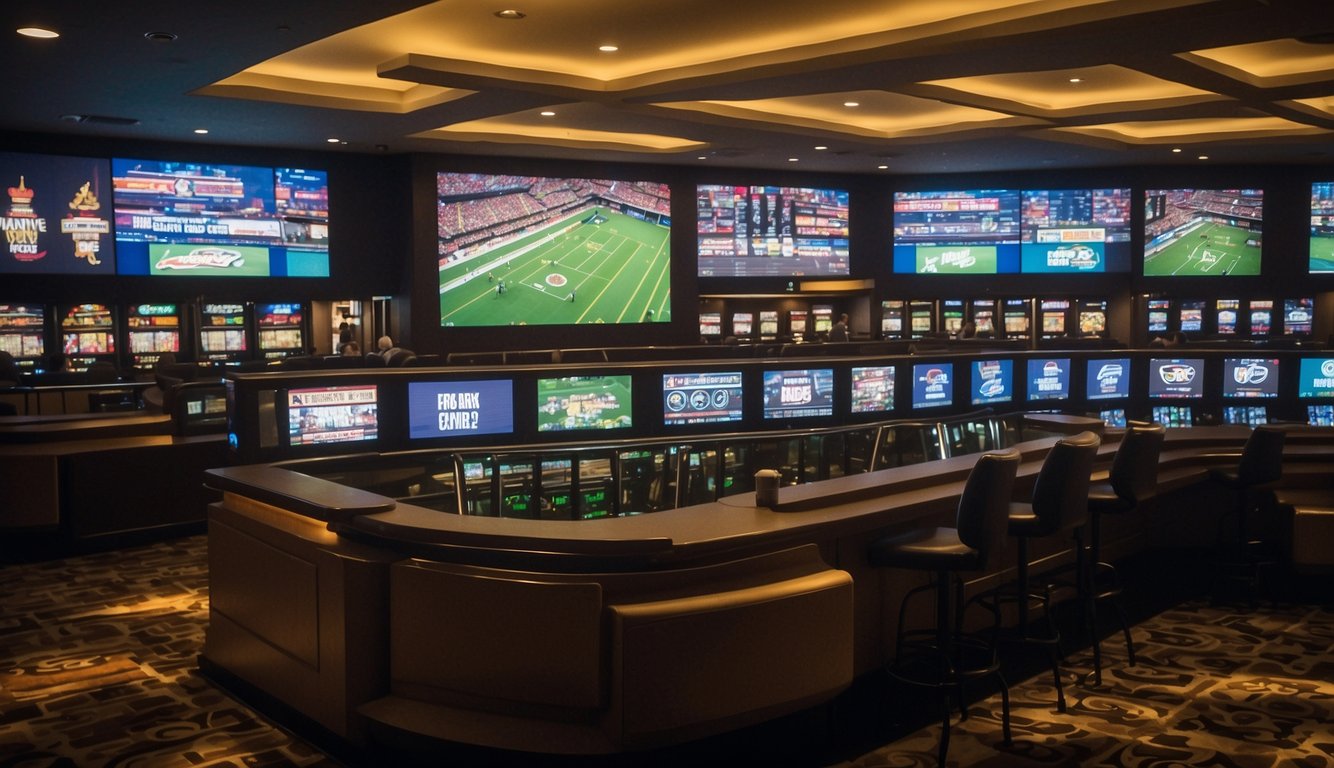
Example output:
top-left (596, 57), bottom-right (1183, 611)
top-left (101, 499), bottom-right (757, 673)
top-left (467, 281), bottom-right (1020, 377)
top-left (912, 363), bottom-right (954, 409)
top-left (971, 360), bottom-right (1013, 405)
top-left (1027, 358), bottom-right (1070, 401)
top-left (1087, 358), bottom-right (1130, 401)
top-left (408, 379), bottom-right (514, 439)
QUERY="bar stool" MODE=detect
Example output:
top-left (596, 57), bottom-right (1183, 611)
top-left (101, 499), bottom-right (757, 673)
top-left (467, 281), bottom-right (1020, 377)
top-left (1208, 425), bottom-right (1285, 603)
top-left (868, 448), bottom-right (1021, 766)
top-left (1084, 421), bottom-right (1165, 686)
top-left (995, 431), bottom-right (1101, 713)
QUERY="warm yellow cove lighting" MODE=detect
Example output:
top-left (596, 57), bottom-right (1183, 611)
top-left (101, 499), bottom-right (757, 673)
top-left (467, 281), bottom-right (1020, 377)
top-left (414, 119), bottom-right (706, 153)
top-left (921, 64), bottom-right (1218, 113)
top-left (1052, 116), bottom-right (1328, 143)
top-left (1183, 38), bottom-right (1334, 85)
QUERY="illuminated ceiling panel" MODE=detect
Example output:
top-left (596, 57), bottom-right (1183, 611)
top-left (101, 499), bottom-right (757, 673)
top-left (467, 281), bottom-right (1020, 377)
top-left (919, 64), bottom-right (1222, 115)
top-left (1180, 38), bottom-right (1334, 87)
top-left (413, 117), bottom-right (706, 153)
top-left (1047, 116), bottom-right (1330, 144)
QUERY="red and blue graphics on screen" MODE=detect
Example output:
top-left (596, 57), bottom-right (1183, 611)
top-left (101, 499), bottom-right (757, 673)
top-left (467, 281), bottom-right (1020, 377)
top-left (697, 185), bottom-right (849, 277)
top-left (893, 190), bottom-right (1021, 274)
top-left (762, 368), bottom-right (834, 419)
top-left (1020, 188), bottom-right (1131, 273)
top-left (912, 363), bottom-right (953, 409)
top-left (1027, 358), bottom-right (1070, 401)
top-left (663, 372), bottom-right (744, 425)
top-left (0, 151), bottom-right (115, 275)
top-left (112, 158), bottom-right (329, 277)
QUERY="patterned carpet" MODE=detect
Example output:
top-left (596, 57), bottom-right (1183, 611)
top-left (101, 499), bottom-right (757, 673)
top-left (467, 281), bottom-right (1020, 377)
top-left (0, 536), bottom-right (1331, 768)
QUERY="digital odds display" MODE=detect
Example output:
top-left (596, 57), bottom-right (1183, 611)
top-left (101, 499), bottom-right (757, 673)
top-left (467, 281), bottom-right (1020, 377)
top-left (971, 360), bottom-right (1013, 405)
top-left (762, 368), bottom-right (834, 420)
top-left (1222, 358), bottom-right (1280, 399)
top-left (893, 190), bottom-right (1021, 274)
top-left (408, 380), bottom-right (514, 439)
top-left (912, 363), bottom-right (953, 409)
top-left (1027, 358), bottom-right (1070, 401)
top-left (1149, 358), bottom-right (1205, 399)
top-left (850, 366), bottom-right (896, 413)
top-left (287, 385), bottom-right (378, 446)
top-left (0, 151), bottom-right (115, 275)
top-left (1298, 358), bottom-right (1334, 399)
top-left (697, 185), bottom-right (849, 277)
top-left (663, 371), bottom-right (744, 426)
top-left (1086, 358), bottom-right (1131, 401)
top-left (1020, 188), bottom-right (1132, 273)
top-left (537, 375), bottom-right (632, 432)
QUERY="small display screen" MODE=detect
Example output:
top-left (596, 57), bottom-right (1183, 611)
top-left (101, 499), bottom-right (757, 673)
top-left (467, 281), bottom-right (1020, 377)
top-left (1027, 358), bottom-right (1071, 401)
top-left (1152, 405), bottom-right (1193, 428)
top-left (1284, 298), bottom-right (1313, 335)
top-left (1179, 301), bottom-right (1204, 333)
top-left (1222, 358), bottom-right (1280, 399)
top-left (1100, 409), bottom-right (1127, 428)
top-left (663, 371), bottom-right (744, 425)
top-left (758, 311), bottom-right (779, 337)
top-left (537, 375), bottom-right (632, 432)
top-left (971, 360), bottom-right (1014, 405)
top-left (1298, 358), bottom-right (1334, 399)
top-left (1216, 299), bottom-right (1239, 335)
top-left (408, 380), bottom-right (514, 439)
top-left (1149, 358), bottom-right (1205, 399)
top-left (1308, 404), bottom-right (1334, 426)
top-left (699, 312), bottom-right (722, 336)
top-left (1223, 406), bottom-right (1268, 427)
top-left (1148, 298), bottom-right (1170, 334)
top-left (1087, 358), bottom-right (1131, 401)
top-left (850, 366), bottom-right (896, 413)
top-left (288, 385), bottom-right (378, 445)
top-left (732, 312), bottom-right (753, 336)
top-left (762, 368), bottom-right (834, 420)
top-left (1249, 300), bottom-right (1272, 335)
top-left (912, 363), bottom-right (954, 409)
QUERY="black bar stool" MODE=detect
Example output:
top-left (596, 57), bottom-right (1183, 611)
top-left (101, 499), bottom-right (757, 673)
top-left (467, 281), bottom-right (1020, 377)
top-left (1084, 421), bottom-right (1165, 686)
top-left (868, 448), bottom-right (1021, 766)
top-left (1208, 424), bottom-right (1286, 603)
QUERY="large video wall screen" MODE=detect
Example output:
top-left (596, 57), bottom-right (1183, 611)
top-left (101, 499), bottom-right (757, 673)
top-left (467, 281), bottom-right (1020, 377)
top-left (697, 185), bottom-right (849, 277)
top-left (0, 151), bottom-right (115, 275)
top-left (1143, 189), bottom-right (1262, 276)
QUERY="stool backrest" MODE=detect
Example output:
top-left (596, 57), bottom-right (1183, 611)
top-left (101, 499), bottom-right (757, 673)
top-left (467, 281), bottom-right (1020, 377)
top-left (1031, 431), bottom-right (1101, 533)
top-left (1110, 422), bottom-right (1166, 503)
top-left (956, 448), bottom-right (1021, 567)
top-left (1237, 424), bottom-right (1285, 486)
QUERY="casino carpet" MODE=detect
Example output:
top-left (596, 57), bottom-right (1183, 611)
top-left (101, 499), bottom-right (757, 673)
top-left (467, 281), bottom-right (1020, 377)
top-left (1, 536), bottom-right (1331, 768)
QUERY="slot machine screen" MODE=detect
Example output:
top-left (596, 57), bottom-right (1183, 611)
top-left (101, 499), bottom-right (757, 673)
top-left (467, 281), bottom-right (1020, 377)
top-left (850, 365), bottom-right (895, 413)
top-left (1308, 404), bottom-right (1334, 426)
top-left (1027, 358), bottom-right (1070, 401)
top-left (1149, 358), bottom-right (1204, 399)
top-left (1249, 300), bottom-right (1272, 335)
top-left (537, 375), bottom-right (633, 432)
top-left (408, 379), bottom-right (514, 439)
top-left (941, 299), bottom-right (965, 335)
top-left (1223, 406), bottom-right (1268, 427)
top-left (1222, 358), bottom-right (1280, 399)
top-left (1179, 301), bottom-right (1204, 333)
top-left (731, 312), bottom-right (753, 336)
top-left (1151, 405), bottom-right (1193, 428)
top-left (911, 363), bottom-right (953, 409)
top-left (789, 310), bottom-right (808, 336)
top-left (1040, 300), bottom-right (1068, 336)
top-left (1020, 188), bottom-right (1132, 273)
top-left (762, 368), bottom-right (834, 419)
top-left (287, 385), bottom-right (378, 445)
top-left (881, 301), bottom-right (903, 336)
top-left (1087, 358), bottom-right (1131, 401)
top-left (1284, 298), bottom-right (1313, 335)
top-left (758, 310), bottom-right (779, 337)
top-left (1003, 300), bottom-right (1030, 336)
top-left (1143, 189), bottom-right (1262, 276)
top-left (697, 184), bottom-right (849, 277)
top-left (1078, 311), bottom-right (1106, 336)
top-left (1216, 299), bottom-right (1239, 335)
top-left (663, 371), bottom-right (743, 425)
top-left (1147, 299), bottom-right (1170, 334)
top-left (812, 306), bottom-right (834, 334)
top-left (1298, 358), bottom-right (1334, 399)
top-left (699, 312), bottom-right (722, 337)
top-left (893, 190), bottom-right (1021, 274)
top-left (0, 305), bottom-right (46, 367)
top-left (971, 359), bottom-right (1013, 405)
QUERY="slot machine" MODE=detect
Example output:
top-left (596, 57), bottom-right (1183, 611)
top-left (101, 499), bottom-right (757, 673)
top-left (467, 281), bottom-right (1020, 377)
top-left (811, 305), bottom-right (834, 336)
top-left (1282, 297), bottom-right (1314, 336)
top-left (730, 311), bottom-right (753, 338)
top-left (1215, 299), bottom-right (1240, 336)
top-left (940, 299), bottom-right (965, 336)
top-left (1077, 299), bottom-right (1108, 338)
top-left (125, 303), bottom-right (183, 372)
top-left (880, 300), bottom-right (905, 340)
top-left (58, 303), bottom-right (116, 372)
top-left (1146, 298), bottom-right (1172, 337)
top-left (1248, 299), bottom-right (1273, 337)
top-left (255, 302), bottom-right (309, 359)
top-left (1178, 299), bottom-right (1205, 335)
top-left (0, 304), bottom-right (48, 372)
top-left (968, 298), bottom-right (996, 336)
top-left (757, 310), bottom-right (779, 339)
top-left (1038, 298), bottom-right (1070, 339)
top-left (908, 300), bottom-right (935, 338)
top-left (788, 309), bottom-right (809, 340)
top-left (196, 302), bottom-right (251, 366)
top-left (1001, 298), bottom-right (1031, 340)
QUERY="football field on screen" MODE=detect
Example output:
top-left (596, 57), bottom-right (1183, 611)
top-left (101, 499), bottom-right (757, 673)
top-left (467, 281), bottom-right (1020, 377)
top-left (1143, 221), bottom-right (1261, 276)
top-left (439, 210), bottom-right (671, 326)
top-left (1310, 234), bottom-right (1334, 272)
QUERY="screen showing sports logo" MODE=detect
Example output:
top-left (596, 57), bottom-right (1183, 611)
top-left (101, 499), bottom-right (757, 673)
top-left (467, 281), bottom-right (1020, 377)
top-left (1149, 358), bottom-right (1204, 399)
top-left (1027, 358), bottom-right (1070, 401)
top-left (971, 360), bottom-right (1013, 405)
top-left (1086, 358), bottom-right (1131, 401)
top-left (912, 363), bottom-right (954, 409)
top-left (1298, 358), bottom-right (1334, 399)
top-left (663, 371), bottom-right (744, 425)
top-left (1222, 358), bottom-right (1279, 399)
top-left (762, 368), bottom-right (834, 419)
top-left (1020, 188), bottom-right (1131, 273)
top-left (893, 190), bottom-right (1021, 274)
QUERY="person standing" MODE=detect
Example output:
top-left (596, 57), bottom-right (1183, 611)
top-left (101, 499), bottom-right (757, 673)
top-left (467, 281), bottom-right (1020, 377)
top-left (829, 313), bottom-right (850, 342)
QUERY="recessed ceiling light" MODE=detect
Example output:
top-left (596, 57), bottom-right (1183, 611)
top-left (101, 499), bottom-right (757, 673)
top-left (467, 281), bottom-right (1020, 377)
top-left (697, 156), bottom-right (707, 160)
top-left (326, 137), bottom-right (340, 143)
top-left (1069, 77), bottom-right (1082, 83)
top-left (1172, 147), bottom-right (1182, 153)
top-left (494, 9), bottom-right (526, 19)
top-left (1197, 154), bottom-right (1209, 160)
top-left (143, 31), bottom-right (177, 42)
top-left (877, 165), bottom-right (889, 170)
top-left (843, 101), bottom-right (860, 108)
top-left (17, 27), bottom-right (59, 39)
top-left (540, 110), bottom-right (556, 117)
top-left (193, 128), bottom-right (209, 135)
top-left (788, 157), bottom-right (799, 162)
top-left (814, 145), bottom-right (827, 151)
top-left (598, 45), bottom-right (618, 52)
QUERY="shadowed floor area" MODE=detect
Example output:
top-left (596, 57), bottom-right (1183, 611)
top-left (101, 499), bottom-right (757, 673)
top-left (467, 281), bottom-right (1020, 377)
top-left (1, 535), bottom-right (1331, 767)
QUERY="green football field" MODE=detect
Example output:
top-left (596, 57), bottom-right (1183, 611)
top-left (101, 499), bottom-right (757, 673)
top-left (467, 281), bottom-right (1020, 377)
top-left (1143, 221), bottom-right (1261, 276)
top-left (439, 209), bottom-right (671, 326)
top-left (1310, 235), bottom-right (1334, 273)
top-left (536, 375), bottom-right (633, 432)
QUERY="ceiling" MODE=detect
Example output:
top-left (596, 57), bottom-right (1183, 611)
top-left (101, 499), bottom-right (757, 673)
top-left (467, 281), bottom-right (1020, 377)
top-left (5, 0), bottom-right (1334, 174)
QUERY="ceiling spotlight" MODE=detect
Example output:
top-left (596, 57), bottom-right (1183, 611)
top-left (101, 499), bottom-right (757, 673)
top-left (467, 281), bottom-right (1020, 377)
top-left (193, 128), bottom-right (209, 134)
top-left (877, 165), bottom-right (889, 170)
top-left (539, 110), bottom-right (556, 117)
top-left (17, 27), bottom-right (59, 39)
top-left (143, 31), bottom-right (178, 42)
top-left (843, 101), bottom-right (860, 108)
top-left (697, 156), bottom-right (707, 160)
top-left (494, 9), bottom-right (526, 19)
top-left (1197, 154), bottom-right (1209, 160)
top-left (598, 44), bottom-right (618, 52)
top-left (788, 157), bottom-right (799, 162)
top-left (1172, 147), bottom-right (1182, 153)
top-left (814, 145), bottom-right (827, 151)
top-left (1068, 77), bottom-right (1082, 83)
top-left (326, 137), bottom-right (340, 143)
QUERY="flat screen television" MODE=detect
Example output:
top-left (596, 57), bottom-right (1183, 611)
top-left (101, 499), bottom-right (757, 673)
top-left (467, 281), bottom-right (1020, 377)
top-left (663, 371), bottom-right (744, 426)
top-left (1020, 188), bottom-right (1131, 273)
top-left (287, 385), bottom-right (378, 445)
top-left (762, 368), bottom-right (834, 420)
top-left (696, 184), bottom-right (849, 277)
top-left (436, 173), bottom-right (670, 326)
top-left (1222, 358), bottom-right (1280, 399)
top-left (1308, 404), bottom-right (1334, 426)
top-left (113, 159), bottom-right (329, 277)
top-left (1216, 299), bottom-right (1239, 335)
top-left (1151, 405), bottom-right (1193, 428)
top-left (1087, 358), bottom-right (1131, 401)
top-left (1223, 406), bottom-right (1268, 427)
top-left (850, 365), bottom-right (895, 413)
top-left (0, 151), bottom-right (115, 274)
top-left (893, 190), bottom-right (1021, 274)
top-left (1027, 358), bottom-right (1070, 401)
top-left (1298, 357), bottom-right (1334, 399)
top-left (537, 375), bottom-right (632, 431)
top-left (1142, 189), bottom-right (1262, 276)
top-left (911, 362), bottom-right (954, 409)
top-left (971, 359), bottom-right (1013, 405)
top-left (1311, 182), bottom-right (1334, 273)
top-left (1149, 358), bottom-right (1205, 399)
top-left (408, 379), bottom-right (514, 439)
top-left (1284, 298), bottom-right (1313, 335)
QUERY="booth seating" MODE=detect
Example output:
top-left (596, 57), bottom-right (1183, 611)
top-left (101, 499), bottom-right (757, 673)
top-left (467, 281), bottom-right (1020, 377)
top-left (1208, 425), bottom-right (1286, 602)
top-left (867, 448), bottom-right (1021, 766)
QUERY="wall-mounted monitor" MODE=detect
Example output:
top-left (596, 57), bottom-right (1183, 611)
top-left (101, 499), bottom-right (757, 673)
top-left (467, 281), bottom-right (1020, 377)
top-left (1283, 298), bottom-right (1313, 335)
top-left (0, 151), bottom-right (115, 275)
top-left (1142, 189), bottom-right (1262, 276)
top-left (893, 190), bottom-right (1021, 274)
top-left (696, 185), bottom-right (849, 277)
top-left (911, 362), bottom-right (953, 409)
top-left (113, 159), bottom-right (329, 277)
top-left (1087, 358), bottom-right (1131, 401)
top-left (1222, 358), bottom-right (1280, 399)
top-left (288, 385), bottom-right (378, 446)
top-left (1308, 404), bottom-right (1334, 426)
top-left (762, 368), bottom-right (834, 420)
top-left (408, 379), bottom-right (514, 439)
top-left (1298, 357), bottom-right (1334, 399)
top-left (1149, 358), bottom-right (1204, 399)
top-left (850, 365), bottom-right (895, 413)
top-left (1311, 182), bottom-right (1334, 273)
top-left (1020, 188), bottom-right (1131, 273)
top-left (436, 173), bottom-right (670, 326)
top-left (1223, 406), bottom-right (1268, 427)
top-left (971, 360), bottom-right (1013, 405)
top-left (663, 371), bottom-right (743, 426)
top-left (1027, 358), bottom-right (1070, 401)
top-left (537, 375), bottom-right (632, 432)
top-left (1151, 405), bottom-right (1193, 428)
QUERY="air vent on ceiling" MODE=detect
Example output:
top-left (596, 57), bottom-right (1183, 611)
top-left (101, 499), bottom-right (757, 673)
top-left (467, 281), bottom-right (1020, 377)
top-left (60, 114), bottom-right (141, 126)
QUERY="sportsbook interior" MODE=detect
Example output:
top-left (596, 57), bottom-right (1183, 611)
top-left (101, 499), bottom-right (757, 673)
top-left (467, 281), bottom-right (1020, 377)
top-left (3, 2), bottom-right (1334, 766)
